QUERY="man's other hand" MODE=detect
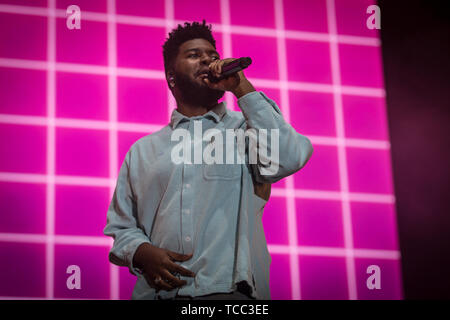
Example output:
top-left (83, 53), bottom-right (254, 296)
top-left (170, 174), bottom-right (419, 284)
top-left (133, 243), bottom-right (195, 292)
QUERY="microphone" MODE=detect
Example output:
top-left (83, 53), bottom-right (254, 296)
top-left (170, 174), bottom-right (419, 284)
top-left (208, 57), bottom-right (252, 83)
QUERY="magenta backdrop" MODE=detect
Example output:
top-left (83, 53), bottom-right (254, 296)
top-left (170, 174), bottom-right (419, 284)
top-left (0, 0), bottom-right (403, 300)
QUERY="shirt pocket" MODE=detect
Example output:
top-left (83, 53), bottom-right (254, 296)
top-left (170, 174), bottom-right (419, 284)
top-left (203, 163), bottom-right (241, 180)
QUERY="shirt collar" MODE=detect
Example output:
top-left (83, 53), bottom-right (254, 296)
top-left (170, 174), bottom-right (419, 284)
top-left (170, 101), bottom-right (228, 129)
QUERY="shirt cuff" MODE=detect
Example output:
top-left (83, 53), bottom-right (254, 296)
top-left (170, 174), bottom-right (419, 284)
top-left (127, 239), bottom-right (152, 276)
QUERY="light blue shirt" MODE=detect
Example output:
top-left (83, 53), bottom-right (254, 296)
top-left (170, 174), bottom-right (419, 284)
top-left (103, 91), bottom-right (313, 299)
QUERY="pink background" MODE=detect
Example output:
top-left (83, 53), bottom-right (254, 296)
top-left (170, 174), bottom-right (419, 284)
top-left (0, 0), bottom-right (402, 299)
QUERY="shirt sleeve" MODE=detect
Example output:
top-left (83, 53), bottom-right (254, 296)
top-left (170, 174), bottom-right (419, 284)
top-left (103, 149), bottom-right (151, 276)
top-left (237, 91), bottom-right (313, 184)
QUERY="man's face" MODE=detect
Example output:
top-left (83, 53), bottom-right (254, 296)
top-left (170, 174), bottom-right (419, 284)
top-left (171, 38), bottom-right (225, 106)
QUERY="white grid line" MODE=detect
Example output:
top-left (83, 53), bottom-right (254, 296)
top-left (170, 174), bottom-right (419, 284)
top-left (45, 0), bottom-right (56, 300)
top-left (220, 0), bottom-right (235, 111)
top-left (0, 113), bottom-right (390, 151)
top-left (0, 171), bottom-right (395, 204)
top-left (164, 0), bottom-right (176, 121)
top-left (0, 114), bottom-right (165, 133)
top-left (106, 0), bottom-right (119, 300)
top-left (326, 0), bottom-right (357, 300)
top-left (268, 244), bottom-right (401, 260)
top-left (0, 4), bottom-right (380, 47)
top-left (0, 57), bottom-right (385, 98)
top-left (0, 233), bottom-right (400, 260)
top-left (0, 296), bottom-right (109, 300)
top-left (274, 0), bottom-right (301, 300)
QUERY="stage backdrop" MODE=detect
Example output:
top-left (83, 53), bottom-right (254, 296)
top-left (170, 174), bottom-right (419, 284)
top-left (0, 0), bottom-right (402, 299)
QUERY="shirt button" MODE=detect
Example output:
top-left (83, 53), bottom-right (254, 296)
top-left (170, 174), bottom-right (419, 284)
top-left (183, 209), bottom-right (190, 214)
top-left (185, 236), bottom-right (191, 242)
top-left (185, 184), bottom-right (191, 188)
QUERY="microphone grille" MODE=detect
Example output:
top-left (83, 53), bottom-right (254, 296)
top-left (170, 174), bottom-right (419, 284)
top-left (240, 57), bottom-right (252, 68)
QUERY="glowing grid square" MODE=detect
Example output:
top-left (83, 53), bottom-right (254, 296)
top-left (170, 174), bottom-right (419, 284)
top-left (351, 202), bottom-right (400, 250)
top-left (0, 67), bottom-right (47, 116)
top-left (56, 72), bottom-right (109, 120)
top-left (346, 147), bottom-right (394, 194)
top-left (119, 266), bottom-right (136, 299)
top-left (299, 255), bottom-right (348, 299)
top-left (55, 127), bottom-right (109, 177)
top-left (55, 185), bottom-right (110, 237)
top-left (283, 0), bottom-right (328, 33)
top-left (0, 181), bottom-right (46, 234)
top-left (174, 0), bottom-right (221, 24)
top-left (231, 35), bottom-right (279, 80)
top-left (117, 25), bottom-right (166, 70)
top-left (286, 39), bottom-right (332, 83)
top-left (56, 0), bottom-right (107, 12)
top-left (117, 77), bottom-right (168, 125)
top-left (289, 91), bottom-right (336, 137)
top-left (335, 0), bottom-right (380, 38)
top-left (54, 244), bottom-right (110, 299)
top-left (56, 18), bottom-right (107, 66)
top-left (355, 258), bottom-right (403, 299)
top-left (0, 124), bottom-right (47, 174)
top-left (116, 0), bottom-right (165, 18)
top-left (293, 145), bottom-right (341, 191)
top-left (229, 0), bottom-right (275, 28)
top-left (339, 44), bottom-right (384, 88)
top-left (269, 253), bottom-right (291, 300)
top-left (211, 31), bottom-right (223, 57)
top-left (262, 196), bottom-right (289, 245)
top-left (0, 242), bottom-right (46, 297)
top-left (342, 95), bottom-right (389, 140)
top-left (296, 199), bottom-right (345, 248)
top-left (0, 13), bottom-right (47, 61)
top-left (0, 0), bottom-right (46, 6)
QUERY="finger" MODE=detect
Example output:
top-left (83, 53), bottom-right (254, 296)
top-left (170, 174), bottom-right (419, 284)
top-left (209, 61), bottom-right (217, 76)
top-left (161, 270), bottom-right (187, 288)
top-left (156, 279), bottom-right (175, 291)
top-left (168, 261), bottom-right (196, 277)
top-left (143, 273), bottom-right (161, 291)
top-left (167, 251), bottom-right (194, 262)
top-left (217, 61), bottom-right (223, 77)
top-left (143, 273), bottom-right (155, 287)
top-left (209, 61), bottom-right (217, 75)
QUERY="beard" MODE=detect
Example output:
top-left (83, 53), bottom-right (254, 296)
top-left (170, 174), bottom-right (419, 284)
top-left (173, 71), bottom-right (225, 107)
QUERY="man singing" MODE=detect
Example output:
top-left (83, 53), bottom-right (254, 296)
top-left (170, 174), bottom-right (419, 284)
top-left (103, 20), bottom-right (313, 300)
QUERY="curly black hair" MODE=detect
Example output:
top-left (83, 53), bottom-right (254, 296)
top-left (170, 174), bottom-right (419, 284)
top-left (162, 20), bottom-right (217, 80)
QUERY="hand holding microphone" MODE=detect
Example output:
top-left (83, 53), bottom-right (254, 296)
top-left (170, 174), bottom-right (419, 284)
top-left (207, 57), bottom-right (252, 83)
top-left (203, 57), bottom-right (252, 92)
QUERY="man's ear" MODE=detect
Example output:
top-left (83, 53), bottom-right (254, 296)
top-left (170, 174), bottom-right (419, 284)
top-left (167, 71), bottom-right (175, 88)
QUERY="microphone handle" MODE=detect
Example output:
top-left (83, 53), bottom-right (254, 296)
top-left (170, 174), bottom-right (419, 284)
top-left (208, 57), bottom-right (252, 83)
